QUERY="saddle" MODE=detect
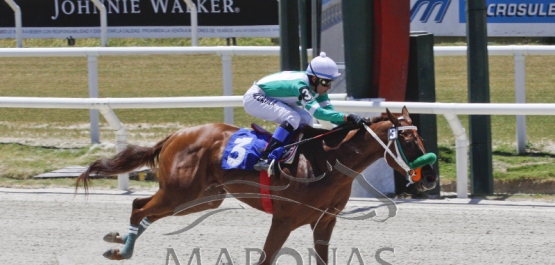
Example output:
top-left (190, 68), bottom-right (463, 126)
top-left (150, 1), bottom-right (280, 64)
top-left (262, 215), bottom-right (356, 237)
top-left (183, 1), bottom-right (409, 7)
top-left (250, 123), bottom-right (271, 136)
top-left (251, 123), bottom-right (301, 164)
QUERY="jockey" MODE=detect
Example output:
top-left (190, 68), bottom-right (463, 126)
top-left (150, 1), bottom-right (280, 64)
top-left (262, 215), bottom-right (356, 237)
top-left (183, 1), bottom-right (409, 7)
top-left (243, 51), bottom-right (367, 171)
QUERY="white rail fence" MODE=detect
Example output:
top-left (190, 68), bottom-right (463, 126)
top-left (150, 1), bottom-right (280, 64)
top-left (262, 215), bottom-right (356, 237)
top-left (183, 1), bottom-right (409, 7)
top-left (2, 96), bottom-right (555, 198)
top-left (1, 45), bottom-right (555, 197)
top-left (0, 46), bottom-right (283, 143)
top-left (434, 45), bottom-right (555, 154)
top-left (1, 45), bottom-right (554, 152)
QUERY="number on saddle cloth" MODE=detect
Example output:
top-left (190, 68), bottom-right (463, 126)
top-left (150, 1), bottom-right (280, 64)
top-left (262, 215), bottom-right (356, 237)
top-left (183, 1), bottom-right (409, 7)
top-left (222, 128), bottom-right (271, 170)
top-left (222, 128), bottom-right (300, 170)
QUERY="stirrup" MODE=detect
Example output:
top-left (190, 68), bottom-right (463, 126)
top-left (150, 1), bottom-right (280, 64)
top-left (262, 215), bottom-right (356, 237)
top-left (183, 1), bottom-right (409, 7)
top-left (254, 159), bottom-right (271, 171)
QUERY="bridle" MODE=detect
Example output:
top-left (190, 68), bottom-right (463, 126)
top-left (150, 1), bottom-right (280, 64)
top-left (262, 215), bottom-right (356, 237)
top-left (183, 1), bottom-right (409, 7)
top-left (363, 119), bottom-right (436, 186)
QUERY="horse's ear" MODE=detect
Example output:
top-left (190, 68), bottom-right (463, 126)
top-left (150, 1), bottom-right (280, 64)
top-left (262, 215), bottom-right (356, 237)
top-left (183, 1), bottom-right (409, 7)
top-left (386, 108), bottom-right (399, 127)
top-left (401, 106), bottom-right (412, 124)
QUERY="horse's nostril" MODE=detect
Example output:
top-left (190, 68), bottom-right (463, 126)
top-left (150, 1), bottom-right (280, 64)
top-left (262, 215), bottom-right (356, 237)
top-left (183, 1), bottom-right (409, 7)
top-left (425, 175), bottom-right (437, 183)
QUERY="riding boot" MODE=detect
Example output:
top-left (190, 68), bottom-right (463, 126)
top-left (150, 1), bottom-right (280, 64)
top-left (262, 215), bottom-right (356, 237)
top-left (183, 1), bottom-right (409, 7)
top-left (254, 121), bottom-right (293, 171)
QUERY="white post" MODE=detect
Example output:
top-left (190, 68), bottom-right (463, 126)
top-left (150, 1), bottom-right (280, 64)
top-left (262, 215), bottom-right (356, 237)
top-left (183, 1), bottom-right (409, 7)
top-left (443, 113), bottom-right (468, 198)
top-left (222, 54), bottom-right (233, 124)
top-left (91, 0), bottom-right (108, 46)
top-left (98, 107), bottom-right (128, 191)
top-left (4, 0), bottom-right (22, 48)
top-left (87, 55), bottom-right (100, 144)
top-left (183, 0), bottom-right (198, 46)
top-left (514, 53), bottom-right (527, 154)
top-left (455, 138), bottom-right (469, 198)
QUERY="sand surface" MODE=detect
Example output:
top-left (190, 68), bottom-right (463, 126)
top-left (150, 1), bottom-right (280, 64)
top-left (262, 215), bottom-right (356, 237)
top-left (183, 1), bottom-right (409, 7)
top-left (1, 187), bottom-right (554, 265)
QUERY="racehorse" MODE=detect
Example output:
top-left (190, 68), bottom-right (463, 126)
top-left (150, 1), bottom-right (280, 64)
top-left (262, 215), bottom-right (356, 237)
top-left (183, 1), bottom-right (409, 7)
top-left (75, 106), bottom-right (437, 264)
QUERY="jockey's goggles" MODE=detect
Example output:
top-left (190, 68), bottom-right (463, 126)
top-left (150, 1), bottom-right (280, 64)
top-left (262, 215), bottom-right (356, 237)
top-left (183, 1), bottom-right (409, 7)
top-left (318, 78), bottom-right (334, 87)
top-left (308, 63), bottom-right (334, 87)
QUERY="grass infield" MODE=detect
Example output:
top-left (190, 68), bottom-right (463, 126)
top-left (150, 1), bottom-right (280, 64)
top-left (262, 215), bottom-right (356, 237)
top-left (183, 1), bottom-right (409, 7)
top-left (0, 38), bottom-right (554, 192)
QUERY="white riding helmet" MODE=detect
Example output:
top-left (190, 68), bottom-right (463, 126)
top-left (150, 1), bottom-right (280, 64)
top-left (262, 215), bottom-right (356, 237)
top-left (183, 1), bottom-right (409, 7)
top-left (306, 52), bottom-right (341, 79)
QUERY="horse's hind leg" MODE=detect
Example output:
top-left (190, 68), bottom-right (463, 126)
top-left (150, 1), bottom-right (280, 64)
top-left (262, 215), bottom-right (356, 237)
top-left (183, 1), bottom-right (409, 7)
top-left (103, 186), bottom-right (225, 260)
top-left (103, 197), bottom-right (153, 244)
top-left (103, 191), bottom-right (176, 260)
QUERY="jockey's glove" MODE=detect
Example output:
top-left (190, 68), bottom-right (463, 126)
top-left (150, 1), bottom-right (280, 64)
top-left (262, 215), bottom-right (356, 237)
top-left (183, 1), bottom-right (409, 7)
top-left (346, 114), bottom-right (368, 126)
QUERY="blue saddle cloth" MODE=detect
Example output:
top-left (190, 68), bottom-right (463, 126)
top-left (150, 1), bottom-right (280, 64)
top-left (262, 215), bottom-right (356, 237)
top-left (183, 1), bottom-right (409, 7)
top-left (222, 128), bottom-right (271, 170)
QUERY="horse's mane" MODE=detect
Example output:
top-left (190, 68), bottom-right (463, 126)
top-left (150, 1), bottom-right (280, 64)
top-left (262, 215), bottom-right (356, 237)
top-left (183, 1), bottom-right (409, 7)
top-left (297, 124), bottom-right (356, 150)
top-left (295, 114), bottom-right (395, 149)
top-left (297, 124), bottom-right (331, 139)
top-left (371, 114), bottom-right (390, 123)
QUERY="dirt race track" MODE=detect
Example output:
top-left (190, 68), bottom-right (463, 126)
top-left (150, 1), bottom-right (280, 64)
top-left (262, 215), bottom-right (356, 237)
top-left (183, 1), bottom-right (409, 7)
top-left (1, 187), bottom-right (555, 265)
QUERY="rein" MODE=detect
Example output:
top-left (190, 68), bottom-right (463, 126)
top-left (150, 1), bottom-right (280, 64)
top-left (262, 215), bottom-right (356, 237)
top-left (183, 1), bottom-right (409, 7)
top-left (363, 123), bottom-right (436, 186)
top-left (281, 125), bottom-right (351, 149)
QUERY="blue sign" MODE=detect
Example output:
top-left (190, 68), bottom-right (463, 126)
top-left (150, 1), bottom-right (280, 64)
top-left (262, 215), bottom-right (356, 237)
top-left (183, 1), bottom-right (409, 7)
top-left (411, 0), bottom-right (452, 23)
top-left (459, 0), bottom-right (555, 23)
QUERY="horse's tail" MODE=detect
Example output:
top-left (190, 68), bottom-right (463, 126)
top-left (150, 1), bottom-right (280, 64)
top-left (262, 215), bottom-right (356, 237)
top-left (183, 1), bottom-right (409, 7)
top-left (75, 134), bottom-right (172, 195)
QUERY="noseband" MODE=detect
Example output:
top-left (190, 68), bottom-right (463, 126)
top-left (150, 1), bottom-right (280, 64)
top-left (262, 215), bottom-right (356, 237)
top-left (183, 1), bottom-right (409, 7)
top-left (363, 122), bottom-right (436, 186)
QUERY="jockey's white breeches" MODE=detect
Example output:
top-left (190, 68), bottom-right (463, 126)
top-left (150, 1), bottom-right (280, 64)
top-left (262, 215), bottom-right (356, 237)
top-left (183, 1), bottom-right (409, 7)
top-left (243, 84), bottom-right (313, 130)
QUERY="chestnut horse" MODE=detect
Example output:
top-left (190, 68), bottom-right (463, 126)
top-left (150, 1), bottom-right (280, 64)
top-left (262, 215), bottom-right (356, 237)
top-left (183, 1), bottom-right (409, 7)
top-left (75, 107), bottom-right (437, 264)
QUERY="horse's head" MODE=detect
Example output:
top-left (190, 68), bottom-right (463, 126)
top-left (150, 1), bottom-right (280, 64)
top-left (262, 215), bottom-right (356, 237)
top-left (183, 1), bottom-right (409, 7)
top-left (375, 106), bottom-right (438, 192)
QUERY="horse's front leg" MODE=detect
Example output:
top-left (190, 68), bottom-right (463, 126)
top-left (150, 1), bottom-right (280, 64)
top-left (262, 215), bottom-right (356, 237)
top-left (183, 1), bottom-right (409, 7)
top-left (259, 217), bottom-right (294, 265)
top-left (310, 217), bottom-right (337, 265)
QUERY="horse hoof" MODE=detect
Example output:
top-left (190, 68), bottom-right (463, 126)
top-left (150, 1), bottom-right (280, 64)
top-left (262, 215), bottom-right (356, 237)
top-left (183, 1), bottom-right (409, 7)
top-left (103, 232), bottom-right (124, 244)
top-left (103, 248), bottom-right (125, 260)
